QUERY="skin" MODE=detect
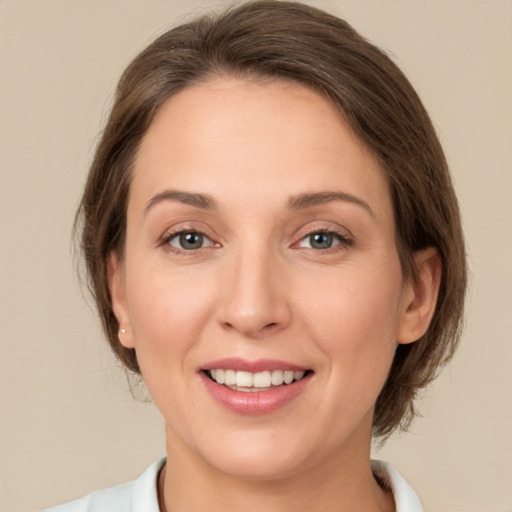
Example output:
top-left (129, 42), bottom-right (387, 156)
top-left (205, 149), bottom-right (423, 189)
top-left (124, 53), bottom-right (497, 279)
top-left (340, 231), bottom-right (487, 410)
top-left (109, 78), bottom-right (441, 512)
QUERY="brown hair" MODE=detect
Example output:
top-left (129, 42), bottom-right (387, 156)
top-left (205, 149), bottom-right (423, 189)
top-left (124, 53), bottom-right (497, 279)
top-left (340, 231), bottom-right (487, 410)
top-left (77, 0), bottom-right (466, 439)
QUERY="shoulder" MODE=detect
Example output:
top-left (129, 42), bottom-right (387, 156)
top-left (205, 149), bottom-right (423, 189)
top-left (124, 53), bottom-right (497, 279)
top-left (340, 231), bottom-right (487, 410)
top-left (42, 458), bottom-right (165, 512)
top-left (371, 460), bottom-right (423, 512)
top-left (43, 480), bottom-right (135, 512)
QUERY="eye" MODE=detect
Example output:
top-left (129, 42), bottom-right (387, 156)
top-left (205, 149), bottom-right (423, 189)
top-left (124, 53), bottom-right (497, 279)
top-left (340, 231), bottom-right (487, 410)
top-left (297, 230), bottom-right (349, 250)
top-left (166, 230), bottom-right (212, 251)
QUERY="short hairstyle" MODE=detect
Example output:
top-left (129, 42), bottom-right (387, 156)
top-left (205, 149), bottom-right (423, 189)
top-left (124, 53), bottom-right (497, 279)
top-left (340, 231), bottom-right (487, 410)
top-left (76, 0), bottom-right (467, 439)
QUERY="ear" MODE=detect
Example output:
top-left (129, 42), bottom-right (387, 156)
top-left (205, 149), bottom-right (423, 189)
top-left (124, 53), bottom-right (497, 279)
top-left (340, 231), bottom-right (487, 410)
top-left (107, 253), bottom-right (135, 349)
top-left (397, 247), bottom-right (442, 344)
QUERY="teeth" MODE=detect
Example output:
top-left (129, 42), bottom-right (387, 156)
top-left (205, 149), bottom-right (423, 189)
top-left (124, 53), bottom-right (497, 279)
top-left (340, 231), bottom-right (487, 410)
top-left (236, 371), bottom-right (253, 387)
top-left (225, 369), bottom-right (236, 386)
top-left (283, 370), bottom-right (294, 384)
top-left (215, 369), bottom-right (225, 384)
top-left (271, 370), bottom-right (284, 385)
top-left (253, 371), bottom-right (271, 387)
top-left (294, 370), bottom-right (305, 381)
top-left (208, 369), bottom-right (308, 389)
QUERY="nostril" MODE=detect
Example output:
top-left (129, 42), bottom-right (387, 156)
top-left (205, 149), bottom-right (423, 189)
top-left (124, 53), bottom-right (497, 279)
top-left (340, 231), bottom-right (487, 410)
top-left (218, 304), bottom-right (291, 336)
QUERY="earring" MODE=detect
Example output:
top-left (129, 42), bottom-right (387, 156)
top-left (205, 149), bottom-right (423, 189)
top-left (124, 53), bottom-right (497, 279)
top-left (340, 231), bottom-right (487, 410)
top-left (119, 328), bottom-right (126, 335)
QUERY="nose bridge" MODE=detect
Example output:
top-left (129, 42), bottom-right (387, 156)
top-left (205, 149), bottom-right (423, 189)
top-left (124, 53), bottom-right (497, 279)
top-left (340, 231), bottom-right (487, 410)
top-left (218, 237), bottom-right (290, 337)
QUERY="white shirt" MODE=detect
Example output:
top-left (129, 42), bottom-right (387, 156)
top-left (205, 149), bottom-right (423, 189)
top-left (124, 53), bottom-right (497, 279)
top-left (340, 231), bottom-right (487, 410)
top-left (43, 458), bottom-right (423, 512)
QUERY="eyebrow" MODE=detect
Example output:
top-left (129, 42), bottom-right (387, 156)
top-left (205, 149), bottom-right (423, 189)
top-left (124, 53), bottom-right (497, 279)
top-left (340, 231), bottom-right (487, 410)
top-left (144, 189), bottom-right (217, 215)
top-left (144, 189), bottom-right (374, 218)
top-left (286, 191), bottom-right (375, 218)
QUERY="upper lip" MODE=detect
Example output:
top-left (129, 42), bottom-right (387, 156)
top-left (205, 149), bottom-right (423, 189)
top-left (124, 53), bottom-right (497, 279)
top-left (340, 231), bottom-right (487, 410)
top-left (200, 358), bottom-right (310, 373)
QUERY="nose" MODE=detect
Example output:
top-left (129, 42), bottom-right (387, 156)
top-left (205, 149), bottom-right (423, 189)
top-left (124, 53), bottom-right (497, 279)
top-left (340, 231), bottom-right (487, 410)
top-left (217, 247), bottom-right (291, 339)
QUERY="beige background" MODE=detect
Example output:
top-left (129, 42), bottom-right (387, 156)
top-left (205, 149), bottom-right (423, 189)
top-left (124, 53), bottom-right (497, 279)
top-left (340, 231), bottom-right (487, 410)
top-left (1, 1), bottom-right (511, 511)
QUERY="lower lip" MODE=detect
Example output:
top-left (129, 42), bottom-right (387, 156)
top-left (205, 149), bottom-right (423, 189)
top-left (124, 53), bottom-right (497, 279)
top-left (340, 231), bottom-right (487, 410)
top-left (200, 372), bottom-right (312, 415)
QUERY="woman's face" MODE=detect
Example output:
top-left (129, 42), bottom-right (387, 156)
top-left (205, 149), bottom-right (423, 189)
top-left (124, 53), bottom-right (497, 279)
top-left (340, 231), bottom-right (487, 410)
top-left (110, 78), bottom-right (418, 479)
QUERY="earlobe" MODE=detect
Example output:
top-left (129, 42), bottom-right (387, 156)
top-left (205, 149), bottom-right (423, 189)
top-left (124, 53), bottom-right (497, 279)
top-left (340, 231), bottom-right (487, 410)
top-left (397, 247), bottom-right (442, 344)
top-left (107, 253), bottom-right (135, 349)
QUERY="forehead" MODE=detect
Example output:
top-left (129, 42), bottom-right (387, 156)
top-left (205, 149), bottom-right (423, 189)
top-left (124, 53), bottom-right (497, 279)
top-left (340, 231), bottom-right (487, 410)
top-left (131, 78), bottom-right (392, 221)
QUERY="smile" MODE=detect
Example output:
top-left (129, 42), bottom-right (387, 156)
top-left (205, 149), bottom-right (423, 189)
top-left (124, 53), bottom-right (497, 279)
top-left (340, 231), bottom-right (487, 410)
top-left (200, 359), bottom-right (313, 414)
top-left (208, 369), bottom-right (307, 391)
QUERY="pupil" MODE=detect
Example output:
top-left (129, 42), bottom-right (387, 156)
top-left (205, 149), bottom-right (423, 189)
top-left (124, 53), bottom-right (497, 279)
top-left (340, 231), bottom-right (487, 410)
top-left (180, 232), bottom-right (203, 249)
top-left (311, 232), bottom-right (332, 249)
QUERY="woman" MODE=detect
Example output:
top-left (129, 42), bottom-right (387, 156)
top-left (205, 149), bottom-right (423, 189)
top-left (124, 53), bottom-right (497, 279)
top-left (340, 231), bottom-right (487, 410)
top-left (46, 1), bottom-right (466, 511)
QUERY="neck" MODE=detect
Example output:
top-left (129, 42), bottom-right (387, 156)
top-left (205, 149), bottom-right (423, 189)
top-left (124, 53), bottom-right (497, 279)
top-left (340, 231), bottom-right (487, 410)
top-left (160, 425), bottom-right (394, 512)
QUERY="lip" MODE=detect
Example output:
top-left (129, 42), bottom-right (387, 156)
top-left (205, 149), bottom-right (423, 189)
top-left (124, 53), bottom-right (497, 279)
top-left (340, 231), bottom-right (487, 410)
top-left (199, 358), bottom-right (313, 415)
top-left (201, 357), bottom-right (309, 373)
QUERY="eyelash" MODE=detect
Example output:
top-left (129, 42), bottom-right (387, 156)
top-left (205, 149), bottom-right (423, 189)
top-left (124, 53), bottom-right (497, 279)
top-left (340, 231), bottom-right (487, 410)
top-left (293, 228), bottom-right (353, 253)
top-left (160, 229), bottom-right (218, 255)
top-left (160, 227), bottom-right (352, 255)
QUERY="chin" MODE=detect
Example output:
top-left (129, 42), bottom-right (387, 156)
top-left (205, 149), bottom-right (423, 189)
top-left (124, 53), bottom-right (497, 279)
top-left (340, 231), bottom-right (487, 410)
top-left (193, 428), bottom-right (322, 482)
top-left (208, 450), bottom-right (308, 482)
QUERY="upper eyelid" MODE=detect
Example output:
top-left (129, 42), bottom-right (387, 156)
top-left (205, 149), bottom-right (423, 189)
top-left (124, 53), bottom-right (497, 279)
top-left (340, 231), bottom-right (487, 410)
top-left (163, 229), bottom-right (215, 244)
top-left (160, 222), bottom-right (216, 239)
top-left (165, 229), bottom-right (210, 240)
top-left (294, 223), bottom-right (353, 240)
top-left (297, 231), bottom-right (352, 244)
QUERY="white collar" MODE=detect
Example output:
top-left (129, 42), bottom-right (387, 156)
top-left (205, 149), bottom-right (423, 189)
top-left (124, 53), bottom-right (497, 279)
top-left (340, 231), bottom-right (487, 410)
top-left (372, 460), bottom-right (423, 512)
top-left (141, 458), bottom-right (423, 512)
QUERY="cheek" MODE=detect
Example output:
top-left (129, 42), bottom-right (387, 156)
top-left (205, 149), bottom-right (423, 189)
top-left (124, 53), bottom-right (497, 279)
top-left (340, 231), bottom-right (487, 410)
top-left (124, 260), bottom-right (218, 375)
top-left (299, 263), bottom-right (403, 401)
